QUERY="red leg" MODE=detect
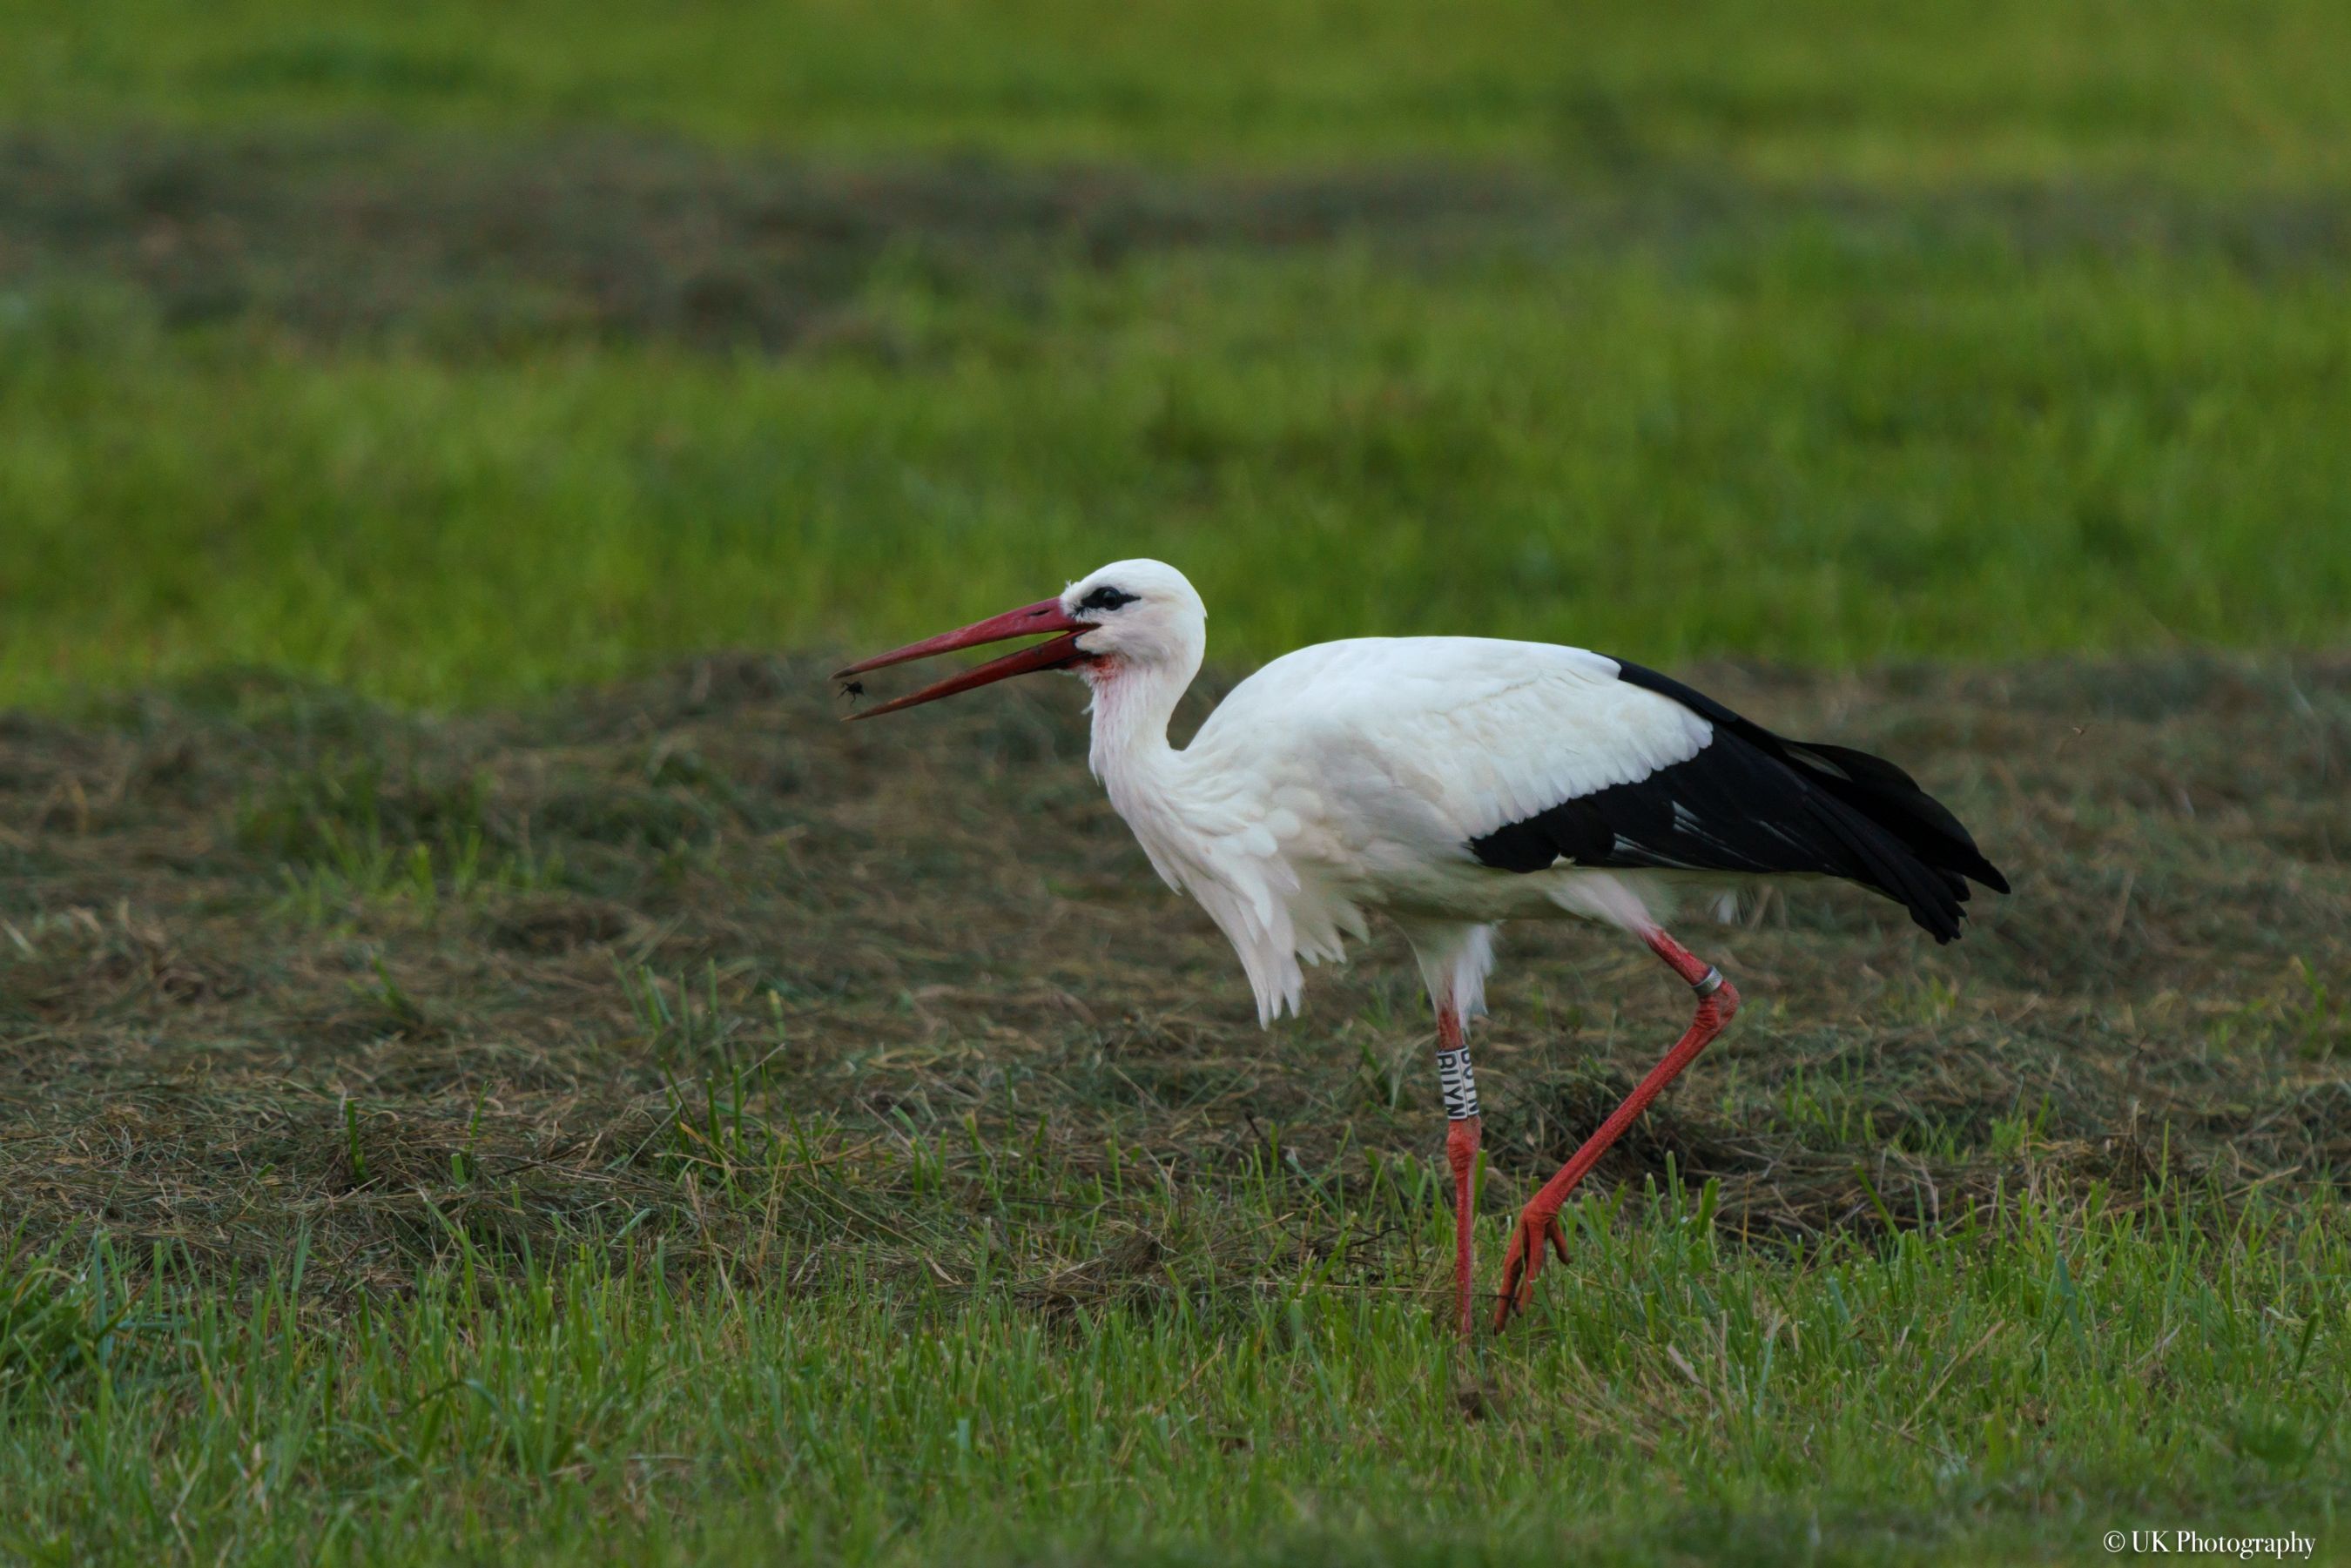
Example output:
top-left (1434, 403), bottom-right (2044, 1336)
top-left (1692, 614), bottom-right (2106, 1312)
top-left (1494, 928), bottom-right (1741, 1329)
top-left (1436, 1003), bottom-right (1482, 1339)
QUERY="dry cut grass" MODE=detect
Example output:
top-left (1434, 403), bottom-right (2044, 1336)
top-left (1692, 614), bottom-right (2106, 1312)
top-left (2, 652), bottom-right (2344, 1295)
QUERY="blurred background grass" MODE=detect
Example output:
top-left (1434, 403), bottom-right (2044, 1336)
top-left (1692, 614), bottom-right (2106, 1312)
top-left (4, 0), bottom-right (2349, 706)
top-left (10, 0), bottom-right (2350, 180)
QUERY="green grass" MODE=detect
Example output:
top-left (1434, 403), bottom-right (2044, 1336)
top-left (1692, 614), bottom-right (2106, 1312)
top-left (6, 1151), bottom-right (2346, 1564)
top-left (7, 0), bottom-right (2351, 184)
top-left (9, 234), bottom-right (2351, 709)
top-left (4, 3), bottom-right (2350, 710)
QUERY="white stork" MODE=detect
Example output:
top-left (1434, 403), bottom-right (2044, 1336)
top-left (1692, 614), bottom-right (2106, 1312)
top-left (837, 559), bottom-right (2008, 1334)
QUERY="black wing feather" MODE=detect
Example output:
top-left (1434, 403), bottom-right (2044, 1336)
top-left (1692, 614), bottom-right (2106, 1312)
top-left (1610, 662), bottom-right (2010, 896)
top-left (1467, 659), bottom-right (2009, 943)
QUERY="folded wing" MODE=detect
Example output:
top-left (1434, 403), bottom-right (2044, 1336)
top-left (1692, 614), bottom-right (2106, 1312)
top-left (1216, 639), bottom-right (2008, 944)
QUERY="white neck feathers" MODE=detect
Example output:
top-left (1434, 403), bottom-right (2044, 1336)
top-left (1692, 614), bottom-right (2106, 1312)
top-left (1081, 653), bottom-right (1357, 1026)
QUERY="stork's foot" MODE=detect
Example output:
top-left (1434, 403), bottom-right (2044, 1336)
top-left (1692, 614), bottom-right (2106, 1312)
top-left (1493, 1205), bottom-right (1570, 1329)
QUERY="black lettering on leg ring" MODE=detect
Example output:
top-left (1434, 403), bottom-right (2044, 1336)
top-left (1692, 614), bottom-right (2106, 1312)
top-left (1436, 1047), bottom-right (1479, 1120)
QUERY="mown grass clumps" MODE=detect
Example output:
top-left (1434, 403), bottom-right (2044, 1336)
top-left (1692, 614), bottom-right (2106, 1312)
top-left (0, 655), bottom-right (2346, 1558)
top-left (218, 700), bottom-right (785, 926)
top-left (238, 751), bottom-right (555, 920)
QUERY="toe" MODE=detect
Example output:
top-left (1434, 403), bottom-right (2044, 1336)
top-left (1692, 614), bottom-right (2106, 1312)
top-left (1492, 1214), bottom-right (1553, 1329)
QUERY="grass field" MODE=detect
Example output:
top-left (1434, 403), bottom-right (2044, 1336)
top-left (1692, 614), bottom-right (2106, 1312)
top-left (10, 0), bottom-right (2351, 180)
top-left (5, 3), bottom-right (2351, 707)
top-left (3, 657), bottom-right (2348, 1562)
top-left (4, 3), bottom-right (2351, 1563)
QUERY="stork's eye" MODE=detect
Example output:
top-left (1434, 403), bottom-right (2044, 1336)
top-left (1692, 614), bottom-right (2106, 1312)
top-left (1078, 586), bottom-right (1140, 613)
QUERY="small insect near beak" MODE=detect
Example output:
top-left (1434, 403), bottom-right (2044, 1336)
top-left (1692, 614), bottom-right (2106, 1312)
top-left (832, 597), bottom-right (1090, 719)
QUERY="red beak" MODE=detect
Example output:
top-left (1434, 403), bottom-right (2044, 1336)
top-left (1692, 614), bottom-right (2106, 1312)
top-left (833, 597), bottom-right (1091, 719)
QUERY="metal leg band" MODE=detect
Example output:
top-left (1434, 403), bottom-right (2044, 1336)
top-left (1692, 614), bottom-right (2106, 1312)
top-left (1693, 966), bottom-right (1724, 998)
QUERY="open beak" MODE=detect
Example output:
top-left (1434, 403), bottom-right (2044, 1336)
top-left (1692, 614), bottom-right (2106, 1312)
top-left (833, 597), bottom-right (1090, 720)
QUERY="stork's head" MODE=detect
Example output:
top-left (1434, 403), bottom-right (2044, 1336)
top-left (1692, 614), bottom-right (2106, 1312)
top-left (834, 558), bottom-right (1205, 719)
